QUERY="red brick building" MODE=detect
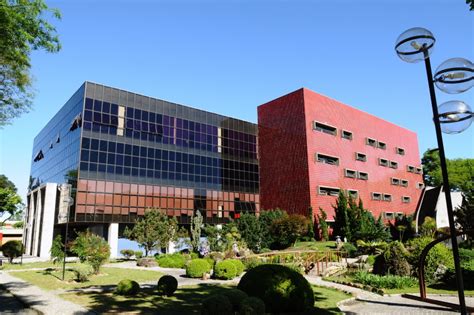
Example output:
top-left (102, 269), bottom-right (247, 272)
top-left (258, 88), bottom-right (423, 222)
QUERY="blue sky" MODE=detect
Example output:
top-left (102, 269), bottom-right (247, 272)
top-left (0, 0), bottom-right (472, 201)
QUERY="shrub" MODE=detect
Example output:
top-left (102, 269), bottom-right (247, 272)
top-left (270, 214), bottom-right (309, 249)
top-left (134, 251), bottom-right (143, 259)
top-left (214, 260), bottom-right (238, 280)
top-left (186, 258), bottom-right (212, 278)
top-left (1, 240), bottom-right (22, 263)
top-left (156, 253), bottom-right (186, 268)
top-left (343, 242), bottom-right (357, 258)
top-left (157, 275), bottom-right (178, 296)
top-left (366, 255), bottom-right (376, 266)
top-left (353, 271), bottom-right (417, 289)
top-left (242, 257), bottom-right (262, 271)
top-left (204, 256), bottom-right (215, 268)
top-left (50, 235), bottom-right (65, 264)
top-left (237, 264), bottom-right (314, 313)
top-left (239, 296), bottom-right (266, 315)
top-left (71, 230), bottom-right (110, 274)
top-left (221, 289), bottom-right (248, 311)
top-left (442, 268), bottom-right (474, 290)
top-left (71, 264), bottom-right (94, 282)
top-left (201, 294), bottom-right (233, 315)
top-left (120, 249), bottom-right (135, 260)
top-left (408, 237), bottom-right (453, 284)
top-left (373, 241), bottom-right (411, 276)
top-left (227, 259), bottom-right (245, 275)
top-left (137, 257), bottom-right (158, 267)
top-left (115, 279), bottom-right (140, 295)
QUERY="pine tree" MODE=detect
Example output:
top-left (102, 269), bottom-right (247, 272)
top-left (333, 191), bottom-right (351, 241)
top-left (318, 207), bottom-right (329, 241)
top-left (306, 206), bottom-right (315, 240)
top-left (190, 210), bottom-right (203, 253)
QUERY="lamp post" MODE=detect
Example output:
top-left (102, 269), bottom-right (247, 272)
top-left (395, 27), bottom-right (474, 315)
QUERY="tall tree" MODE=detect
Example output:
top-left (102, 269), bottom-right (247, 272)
top-left (0, 0), bottom-right (61, 126)
top-left (258, 208), bottom-right (287, 249)
top-left (455, 191), bottom-right (474, 248)
top-left (236, 212), bottom-right (261, 252)
top-left (317, 207), bottom-right (329, 241)
top-left (123, 209), bottom-right (178, 256)
top-left (421, 148), bottom-right (474, 192)
top-left (333, 191), bottom-right (351, 241)
top-left (190, 210), bottom-right (203, 253)
top-left (0, 174), bottom-right (22, 223)
top-left (467, 0), bottom-right (474, 11)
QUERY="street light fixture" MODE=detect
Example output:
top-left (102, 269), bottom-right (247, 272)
top-left (395, 27), bottom-right (473, 315)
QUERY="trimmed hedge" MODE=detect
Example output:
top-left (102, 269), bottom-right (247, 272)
top-left (237, 264), bottom-right (314, 313)
top-left (227, 259), bottom-right (245, 276)
top-left (115, 279), bottom-right (140, 295)
top-left (214, 260), bottom-right (237, 280)
top-left (157, 275), bottom-right (178, 296)
top-left (239, 296), bottom-right (266, 315)
top-left (201, 294), bottom-right (233, 315)
top-left (156, 253), bottom-right (186, 268)
top-left (186, 258), bottom-right (212, 278)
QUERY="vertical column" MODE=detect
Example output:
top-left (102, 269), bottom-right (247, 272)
top-left (39, 183), bottom-right (57, 258)
top-left (108, 223), bottom-right (119, 258)
top-left (32, 190), bottom-right (43, 256)
top-left (25, 191), bottom-right (35, 255)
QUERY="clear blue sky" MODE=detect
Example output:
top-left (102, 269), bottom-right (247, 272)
top-left (0, 0), bottom-right (472, 202)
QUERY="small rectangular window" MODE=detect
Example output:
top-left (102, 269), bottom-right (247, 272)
top-left (366, 138), bottom-right (377, 147)
top-left (415, 167), bottom-right (422, 174)
top-left (318, 186), bottom-right (340, 197)
top-left (378, 141), bottom-right (387, 150)
top-left (372, 192), bottom-right (382, 200)
top-left (417, 182), bottom-right (424, 189)
top-left (313, 121), bottom-right (337, 136)
top-left (396, 147), bottom-right (405, 155)
top-left (391, 178), bottom-right (400, 185)
top-left (402, 196), bottom-right (411, 203)
top-left (348, 190), bottom-right (358, 198)
top-left (316, 153), bottom-right (339, 166)
top-left (379, 158), bottom-right (389, 167)
top-left (358, 171), bottom-right (369, 180)
top-left (401, 179), bottom-right (409, 187)
top-left (383, 194), bottom-right (392, 202)
top-left (344, 169), bottom-right (357, 178)
top-left (407, 165), bottom-right (416, 173)
top-left (342, 130), bottom-right (353, 140)
top-left (355, 152), bottom-right (367, 162)
top-left (390, 161), bottom-right (398, 169)
top-left (384, 212), bottom-right (395, 219)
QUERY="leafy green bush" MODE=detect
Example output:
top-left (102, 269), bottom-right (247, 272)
top-left (50, 235), bottom-right (65, 264)
top-left (156, 253), bottom-right (186, 268)
top-left (353, 271), bottom-right (417, 289)
top-left (71, 264), bottom-right (94, 282)
top-left (201, 294), bottom-right (233, 315)
top-left (120, 249), bottom-right (135, 260)
top-left (270, 214), bottom-right (309, 249)
top-left (157, 275), bottom-right (178, 296)
top-left (134, 251), bottom-right (143, 259)
top-left (343, 242), bottom-right (357, 258)
top-left (366, 255), bottom-right (375, 266)
top-left (408, 237), bottom-right (453, 284)
top-left (71, 230), bottom-right (110, 274)
top-left (115, 279), bottom-right (140, 295)
top-left (459, 248), bottom-right (474, 269)
top-left (237, 264), bottom-right (314, 313)
top-left (1, 240), bottom-right (22, 263)
top-left (373, 241), bottom-right (411, 276)
top-left (204, 256), bottom-right (215, 268)
top-left (221, 289), bottom-right (248, 311)
top-left (242, 257), bottom-right (263, 271)
top-left (214, 260), bottom-right (237, 280)
top-left (227, 259), bottom-right (245, 275)
top-left (239, 296), bottom-right (266, 315)
top-left (186, 258), bottom-right (212, 278)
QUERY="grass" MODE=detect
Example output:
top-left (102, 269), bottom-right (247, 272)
top-left (1, 261), bottom-right (59, 270)
top-left (324, 274), bottom-right (474, 296)
top-left (11, 266), bottom-right (163, 290)
top-left (293, 241), bottom-right (337, 251)
top-left (60, 284), bottom-right (352, 314)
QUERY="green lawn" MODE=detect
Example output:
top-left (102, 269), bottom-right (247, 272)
top-left (11, 267), bottom-right (162, 290)
top-left (1, 261), bottom-right (59, 270)
top-left (60, 284), bottom-right (352, 314)
top-left (293, 241), bottom-right (337, 251)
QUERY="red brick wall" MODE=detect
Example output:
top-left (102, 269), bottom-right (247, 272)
top-left (257, 89), bottom-right (311, 214)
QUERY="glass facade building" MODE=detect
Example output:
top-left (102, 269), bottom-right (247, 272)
top-left (25, 82), bottom-right (259, 257)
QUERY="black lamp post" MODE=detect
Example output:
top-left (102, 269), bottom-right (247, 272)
top-left (395, 27), bottom-right (473, 315)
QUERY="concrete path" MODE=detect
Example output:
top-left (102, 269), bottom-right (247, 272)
top-left (0, 271), bottom-right (94, 315)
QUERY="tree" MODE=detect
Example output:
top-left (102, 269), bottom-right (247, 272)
top-left (202, 224), bottom-right (224, 252)
top-left (0, 0), bottom-right (61, 126)
top-left (0, 174), bottom-right (16, 191)
top-left (50, 234), bottom-right (65, 264)
top-left (71, 230), bottom-right (110, 274)
top-left (304, 206), bottom-right (315, 241)
top-left (467, 0), bottom-right (474, 11)
top-left (455, 191), bottom-right (474, 247)
top-left (236, 212), bottom-right (261, 252)
top-left (258, 208), bottom-right (287, 249)
top-left (0, 174), bottom-right (23, 223)
top-left (123, 209), bottom-right (178, 256)
top-left (332, 191), bottom-right (351, 241)
top-left (421, 148), bottom-right (474, 192)
top-left (318, 207), bottom-right (329, 241)
top-left (270, 214), bottom-right (309, 249)
top-left (389, 215), bottom-right (416, 243)
top-left (190, 210), bottom-right (203, 253)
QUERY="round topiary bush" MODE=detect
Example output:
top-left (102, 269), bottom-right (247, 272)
top-left (239, 296), bottom-right (266, 315)
top-left (1, 240), bottom-right (23, 263)
top-left (201, 294), bottom-right (233, 315)
top-left (115, 279), bottom-right (140, 296)
top-left (237, 264), bottom-right (314, 313)
top-left (156, 253), bottom-right (186, 268)
top-left (227, 259), bottom-right (245, 276)
top-left (214, 260), bottom-right (238, 280)
top-left (186, 258), bottom-right (212, 278)
top-left (157, 275), bottom-right (178, 296)
top-left (221, 289), bottom-right (248, 311)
